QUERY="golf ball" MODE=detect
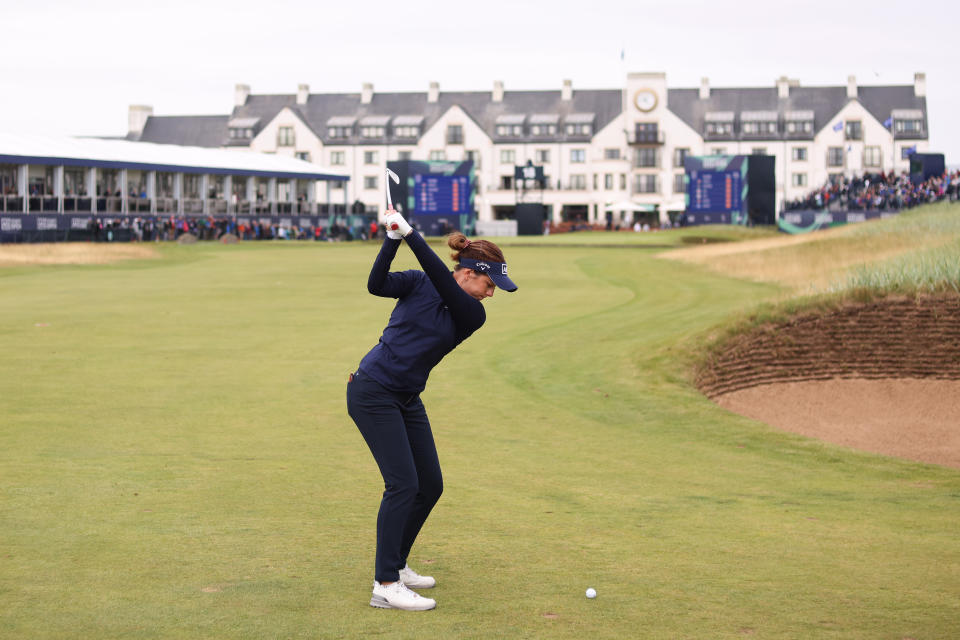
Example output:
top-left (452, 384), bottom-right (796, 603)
top-left (585, 588), bottom-right (597, 598)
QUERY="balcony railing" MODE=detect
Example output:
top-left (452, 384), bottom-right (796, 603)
top-left (627, 130), bottom-right (665, 145)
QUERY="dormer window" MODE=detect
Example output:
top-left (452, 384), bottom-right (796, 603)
top-left (495, 114), bottom-right (525, 137)
top-left (741, 111), bottom-right (778, 136)
top-left (326, 116), bottom-right (357, 139)
top-left (530, 114), bottom-right (559, 136)
top-left (227, 117), bottom-right (260, 141)
top-left (784, 111), bottom-right (814, 137)
top-left (392, 115), bottom-right (424, 139)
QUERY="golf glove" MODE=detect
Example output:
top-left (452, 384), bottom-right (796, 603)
top-left (384, 211), bottom-right (413, 238)
top-left (381, 209), bottom-right (403, 240)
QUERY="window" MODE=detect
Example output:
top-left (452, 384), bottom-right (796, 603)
top-left (791, 173), bottom-right (808, 187)
top-left (569, 174), bottom-right (587, 190)
top-left (531, 124), bottom-right (556, 136)
top-left (465, 150), bottom-right (480, 168)
top-left (894, 119), bottom-right (923, 134)
top-left (328, 126), bottom-right (352, 138)
top-left (364, 150), bottom-right (378, 165)
top-left (496, 124), bottom-right (523, 137)
top-left (604, 148), bottom-right (621, 160)
top-left (791, 147), bottom-right (808, 161)
top-left (828, 172), bottom-right (843, 184)
top-left (864, 146), bottom-right (882, 167)
top-left (565, 123), bottom-right (592, 136)
top-left (827, 147), bottom-right (844, 167)
top-left (634, 174), bottom-right (658, 194)
top-left (295, 152), bottom-right (311, 162)
top-left (397, 150), bottom-right (412, 161)
top-left (901, 146), bottom-right (917, 159)
top-left (394, 125), bottom-right (419, 138)
top-left (844, 120), bottom-right (862, 141)
top-left (743, 121), bottom-right (777, 136)
top-left (711, 147), bottom-right (726, 155)
top-left (330, 151), bottom-right (346, 165)
top-left (786, 120), bottom-right (813, 135)
top-left (604, 174), bottom-right (613, 190)
top-left (535, 149), bottom-right (550, 163)
top-left (635, 148), bottom-right (658, 168)
top-left (446, 125), bottom-right (463, 144)
top-left (620, 174), bottom-right (626, 190)
top-left (673, 148), bottom-right (688, 168)
top-left (500, 149), bottom-right (515, 164)
top-left (673, 173), bottom-right (685, 193)
top-left (705, 122), bottom-right (732, 136)
top-left (499, 175), bottom-right (513, 190)
top-left (363, 176), bottom-right (378, 190)
top-left (331, 180), bottom-right (344, 190)
top-left (361, 126), bottom-right (385, 138)
top-left (429, 150), bottom-right (446, 161)
top-left (570, 149), bottom-right (586, 163)
top-left (277, 126), bottom-right (295, 146)
top-left (593, 174), bottom-right (598, 190)
top-left (230, 127), bottom-right (253, 140)
top-left (751, 147), bottom-right (767, 155)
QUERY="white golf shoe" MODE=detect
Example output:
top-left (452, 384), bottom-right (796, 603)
top-left (398, 564), bottom-right (436, 589)
top-left (370, 580), bottom-right (436, 611)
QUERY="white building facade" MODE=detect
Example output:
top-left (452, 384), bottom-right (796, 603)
top-left (131, 72), bottom-right (930, 226)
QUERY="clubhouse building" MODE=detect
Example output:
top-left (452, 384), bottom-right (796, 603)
top-left (127, 72), bottom-right (930, 226)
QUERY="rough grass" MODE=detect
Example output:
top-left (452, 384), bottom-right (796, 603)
top-left (1, 233), bottom-right (958, 639)
top-left (0, 242), bottom-right (159, 267)
top-left (663, 200), bottom-right (960, 294)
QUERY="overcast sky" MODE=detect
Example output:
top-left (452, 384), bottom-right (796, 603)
top-left (2, 0), bottom-right (956, 162)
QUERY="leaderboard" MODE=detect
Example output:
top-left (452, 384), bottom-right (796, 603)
top-left (413, 174), bottom-right (470, 215)
top-left (688, 169), bottom-right (742, 213)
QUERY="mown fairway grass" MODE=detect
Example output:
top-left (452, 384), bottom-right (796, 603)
top-left (1, 226), bottom-right (958, 639)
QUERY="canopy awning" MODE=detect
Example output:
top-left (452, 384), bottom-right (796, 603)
top-left (0, 131), bottom-right (350, 181)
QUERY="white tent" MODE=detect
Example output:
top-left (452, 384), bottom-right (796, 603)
top-left (603, 200), bottom-right (657, 212)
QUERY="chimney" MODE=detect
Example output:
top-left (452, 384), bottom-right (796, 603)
top-left (361, 82), bottom-right (373, 104)
top-left (847, 75), bottom-right (857, 99)
top-left (493, 80), bottom-right (504, 103)
top-left (699, 77), bottom-right (710, 99)
top-left (914, 72), bottom-right (926, 97)
top-left (127, 105), bottom-right (153, 137)
top-left (297, 84), bottom-right (309, 105)
top-left (561, 79), bottom-right (573, 101)
top-left (234, 83), bottom-right (250, 107)
top-left (776, 76), bottom-right (790, 99)
top-left (428, 81), bottom-right (439, 103)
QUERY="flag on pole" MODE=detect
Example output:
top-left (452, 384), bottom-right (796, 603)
top-left (833, 121), bottom-right (843, 132)
top-left (883, 117), bottom-right (893, 128)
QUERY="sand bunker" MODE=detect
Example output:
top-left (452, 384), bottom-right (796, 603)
top-left (700, 296), bottom-right (960, 468)
top-left (0, 243), bottom-right (158, 266)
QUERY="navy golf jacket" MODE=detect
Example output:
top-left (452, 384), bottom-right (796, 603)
top-left (357, 232), bottom-right (485, 394)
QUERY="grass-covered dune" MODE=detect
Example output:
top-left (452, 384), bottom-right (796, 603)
top-left (1, 205), bottom-right (958, 639)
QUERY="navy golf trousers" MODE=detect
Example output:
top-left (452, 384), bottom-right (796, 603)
top-left (346, 369), bottom-right (443, 583)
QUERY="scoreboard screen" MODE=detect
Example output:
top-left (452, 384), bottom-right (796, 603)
top-left (688, 169), bottom-right (743, 212)
top-left (412, 174), bottom-right (470, 215)
top-left (683, 155), bottom-right (750, 225)
top-left (386, 160), bottom-right (476, 235)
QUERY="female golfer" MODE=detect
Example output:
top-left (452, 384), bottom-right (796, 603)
top-left (347, 209), bottom-right (517, 611)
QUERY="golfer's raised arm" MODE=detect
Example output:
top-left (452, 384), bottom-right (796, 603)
top-left (366, 236), bottom-right (412, 298)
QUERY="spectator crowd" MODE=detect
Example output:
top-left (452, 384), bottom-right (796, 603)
top-left (85, 216), bottom-right (382, 243)
top-left (784, 169), bottom-right (959, 212)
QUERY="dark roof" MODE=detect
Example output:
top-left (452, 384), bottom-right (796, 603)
top-left (136, 115), bottom-right (230, 147)
top-left (137, 84), bottom-right (927, 147)
top-left (668, 84), bottom-right (927, 139)
top-left (228, 89), bottom-right (623, 145)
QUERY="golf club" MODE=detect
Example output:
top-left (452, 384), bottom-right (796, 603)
top-left (385, 168), bottom-right (401, 230)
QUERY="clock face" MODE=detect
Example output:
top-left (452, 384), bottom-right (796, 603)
top-left (634, 89), bottom-right (658, 112)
